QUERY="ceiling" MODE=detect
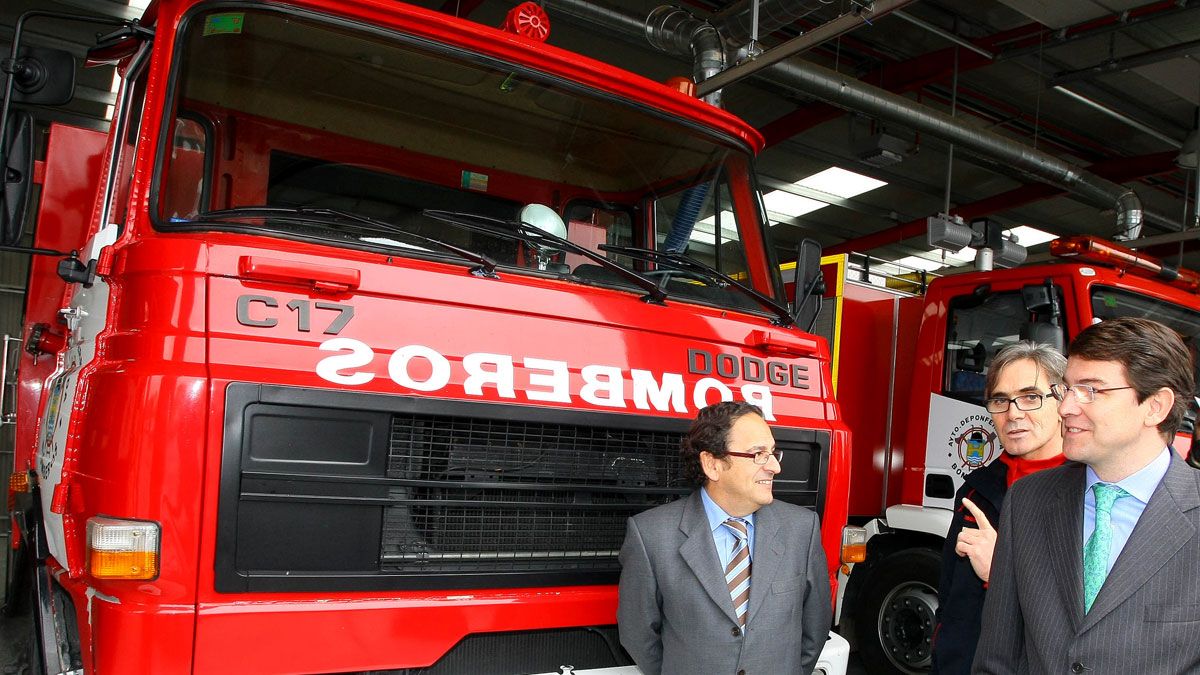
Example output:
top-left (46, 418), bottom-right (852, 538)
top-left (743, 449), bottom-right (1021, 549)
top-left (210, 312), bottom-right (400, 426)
top-left (5, 0), bottom-right (1200, 276)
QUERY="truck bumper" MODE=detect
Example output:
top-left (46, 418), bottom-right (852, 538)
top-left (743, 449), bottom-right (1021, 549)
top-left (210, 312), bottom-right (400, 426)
top-left (529, 631), bottom-right (851, 675)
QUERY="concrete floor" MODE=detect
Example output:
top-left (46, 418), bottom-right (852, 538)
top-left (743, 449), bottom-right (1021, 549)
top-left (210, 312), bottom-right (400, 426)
top-left (0, 613), bottom-right (29, 674)
top-left (0, 547), bottom-right (30, 674)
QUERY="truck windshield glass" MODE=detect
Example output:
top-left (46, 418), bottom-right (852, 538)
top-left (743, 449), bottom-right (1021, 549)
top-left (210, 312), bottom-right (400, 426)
top-left (154, 7), bottom-right (781, 311)
top-left (1091, 286), bottom-right (1200, 433)
top-left (943, 288), bottom-right (1066, 404)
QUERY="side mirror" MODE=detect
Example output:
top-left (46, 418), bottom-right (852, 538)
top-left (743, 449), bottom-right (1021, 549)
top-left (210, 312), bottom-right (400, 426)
top-left (1020, 283), bottom-right (1056, 314)
top-left (2, 111), bottom-right (33, 246)
top-left (9, 45), bottom-right (77, 106)
top-left (1019, 281), bottom-right (1065, 353)
top-left (791, 238), bottom-right (825, 331)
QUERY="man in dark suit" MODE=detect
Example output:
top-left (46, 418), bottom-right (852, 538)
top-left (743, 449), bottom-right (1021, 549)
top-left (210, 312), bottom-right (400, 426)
top-left (617, 401), bottom-right (831, 675)
top-left (974, 317), bottom-right (1200, 674)
top-left (931, 341), bottom-right (1067, 675)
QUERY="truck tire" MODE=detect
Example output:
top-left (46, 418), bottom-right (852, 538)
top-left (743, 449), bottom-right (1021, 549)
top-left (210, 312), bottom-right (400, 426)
top-left (854, 548), bottom-right (940, 674)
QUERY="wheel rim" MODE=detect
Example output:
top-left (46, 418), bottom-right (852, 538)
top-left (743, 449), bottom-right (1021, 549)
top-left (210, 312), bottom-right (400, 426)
top-left (876, 579), bottom-right (938, 673)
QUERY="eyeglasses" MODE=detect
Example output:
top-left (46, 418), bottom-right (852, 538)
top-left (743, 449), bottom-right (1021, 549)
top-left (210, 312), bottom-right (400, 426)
top-left (984, 393), bottom-right (1052, 414)
top-left (1048, 383), bottom-right (1134, 404)
top-left (725, 449), bottom-right (784, 465)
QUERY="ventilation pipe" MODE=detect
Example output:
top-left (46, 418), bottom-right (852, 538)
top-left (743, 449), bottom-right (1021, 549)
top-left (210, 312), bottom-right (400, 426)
top-left (765, 58), bottom-right (1144, 239)
top-left (645, 6), bottom-right (726, 107)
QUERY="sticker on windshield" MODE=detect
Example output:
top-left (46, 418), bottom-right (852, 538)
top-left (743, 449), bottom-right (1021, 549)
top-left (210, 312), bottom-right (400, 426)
top-left (461, 171), bottom-right (489, 192)
top-left (204, 13), bottom-right (245, 36)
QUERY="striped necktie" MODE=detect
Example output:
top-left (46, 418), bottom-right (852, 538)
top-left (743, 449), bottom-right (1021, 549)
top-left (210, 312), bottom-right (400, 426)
top-left (723, 518), bottom-right (751, 627)
top-left (1083, 482), bottom-right (1130, 612)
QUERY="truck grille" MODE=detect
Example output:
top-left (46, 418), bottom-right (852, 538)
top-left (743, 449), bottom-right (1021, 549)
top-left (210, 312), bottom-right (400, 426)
top-left (217, 384), bottom-right (827, 593)
top-left (382, 413), bottom-right (683, 573)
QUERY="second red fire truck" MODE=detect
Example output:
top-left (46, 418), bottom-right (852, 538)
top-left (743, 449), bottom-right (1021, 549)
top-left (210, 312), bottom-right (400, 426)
top-left (823, 236), bottom-right (1200, 673)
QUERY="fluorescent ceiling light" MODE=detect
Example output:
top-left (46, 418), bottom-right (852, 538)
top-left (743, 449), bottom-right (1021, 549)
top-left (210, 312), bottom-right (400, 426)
top-left (1005, 225), bottom-right (1057, 247)
top-left (763, 190), bottom-right (827, 218)
top-left (797, 167), bottom-right (887, 199)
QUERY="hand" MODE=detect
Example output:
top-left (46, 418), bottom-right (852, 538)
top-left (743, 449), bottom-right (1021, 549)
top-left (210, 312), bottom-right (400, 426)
top-left (954, 497), bottom-right (997, 583)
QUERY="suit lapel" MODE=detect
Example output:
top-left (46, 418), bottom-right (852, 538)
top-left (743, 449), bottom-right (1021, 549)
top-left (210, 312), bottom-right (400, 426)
top-left (1045, 465), bottom-right (1086, 633)
top-left (678, 491), bottom-right (739, 625)
top-left (745, 502), bottom-right (783, 627)
top-left (1081, 456), bottom-right (1200, 632)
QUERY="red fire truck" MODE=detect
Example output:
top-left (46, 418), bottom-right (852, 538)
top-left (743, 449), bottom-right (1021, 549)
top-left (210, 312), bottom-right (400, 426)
top-left (822, 237), bottom-right (1200, 673)
top-left (1, 1), bottom-right (857, 673)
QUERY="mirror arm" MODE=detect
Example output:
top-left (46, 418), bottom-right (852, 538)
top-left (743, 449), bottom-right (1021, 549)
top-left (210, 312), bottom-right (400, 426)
top-left (0, 244), bottom-right (69, 256)
top-left (56, 250), bottom-right (96, 288)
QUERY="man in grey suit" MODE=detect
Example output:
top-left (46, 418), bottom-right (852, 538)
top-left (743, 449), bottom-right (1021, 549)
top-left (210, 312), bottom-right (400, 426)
top-left (617, 401), bottom-right (831, 675)
top-left (974, 317), bottom-right (1200, 674)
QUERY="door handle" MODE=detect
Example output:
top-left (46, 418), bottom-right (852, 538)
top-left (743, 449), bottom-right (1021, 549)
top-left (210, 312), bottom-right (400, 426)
top-left (238, 256), bottom-right (360, 293)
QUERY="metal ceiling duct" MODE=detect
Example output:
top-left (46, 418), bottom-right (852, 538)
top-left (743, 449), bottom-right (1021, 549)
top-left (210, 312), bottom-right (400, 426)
top-left (543, 0), bottom-right (1145, 239)
top-left (645, 6), bottom-right (726, 106)
top-left (767, 58), bottom-right (1144, 239)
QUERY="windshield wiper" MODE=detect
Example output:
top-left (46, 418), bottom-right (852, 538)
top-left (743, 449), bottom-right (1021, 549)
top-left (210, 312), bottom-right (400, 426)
top-left (422, 209), bottom-right (667, 304)
top-left (194, 206), bottom-right (500, 278)
top-left (598, 244), bottom-right (795, 326)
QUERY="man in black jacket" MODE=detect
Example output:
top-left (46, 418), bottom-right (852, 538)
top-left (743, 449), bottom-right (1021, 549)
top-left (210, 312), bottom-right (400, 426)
top-left (930, 341), bottom-right (1066, 675)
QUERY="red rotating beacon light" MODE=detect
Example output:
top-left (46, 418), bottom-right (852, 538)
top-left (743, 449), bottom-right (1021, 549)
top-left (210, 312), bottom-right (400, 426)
top-left (500, 2), bottom-right (551, 42)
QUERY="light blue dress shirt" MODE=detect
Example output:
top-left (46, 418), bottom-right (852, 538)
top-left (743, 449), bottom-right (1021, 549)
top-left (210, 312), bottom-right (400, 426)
top-left (700, 486), bottom-right (756, 569)
top-left (1082, 447), bottom-right (1171, 576)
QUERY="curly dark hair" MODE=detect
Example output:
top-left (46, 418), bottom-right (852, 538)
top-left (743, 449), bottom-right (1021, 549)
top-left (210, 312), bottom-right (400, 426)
top-left (680, 401), bottom-right (765, 487)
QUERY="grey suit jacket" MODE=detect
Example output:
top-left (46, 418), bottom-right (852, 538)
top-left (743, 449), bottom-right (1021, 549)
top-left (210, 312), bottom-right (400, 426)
top-left (617, 491), bottom-right (831, 675)
top-left (973, 455), bottom-right (1200, 674)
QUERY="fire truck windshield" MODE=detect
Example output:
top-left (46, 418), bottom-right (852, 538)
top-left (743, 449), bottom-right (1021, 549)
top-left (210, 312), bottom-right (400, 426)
top-left (153, 6), bottom-right (784, 310)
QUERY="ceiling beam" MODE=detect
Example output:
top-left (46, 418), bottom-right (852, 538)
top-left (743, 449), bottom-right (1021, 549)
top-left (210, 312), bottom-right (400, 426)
top-left (1050, 38), bottom-right (1200, 87)
top-left (996, 0), bottom-right (1200, 60)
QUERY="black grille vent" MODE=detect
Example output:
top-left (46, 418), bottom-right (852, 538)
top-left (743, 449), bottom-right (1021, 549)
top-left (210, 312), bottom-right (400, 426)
top-left (381, 413), bottom-right (686, 573)
top-left (218, 384), bottom-right (828, 593)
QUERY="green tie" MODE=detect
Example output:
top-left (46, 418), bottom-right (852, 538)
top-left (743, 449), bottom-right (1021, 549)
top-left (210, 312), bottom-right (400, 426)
top-left (1083, 482), bottom-right (1130, 612)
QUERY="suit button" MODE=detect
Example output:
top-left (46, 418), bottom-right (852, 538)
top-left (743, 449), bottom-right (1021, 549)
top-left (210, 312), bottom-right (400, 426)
top-left (737, 671), bottom-right (745, 675)
top-left (731, 626), bottom-right (741, 637)
top-left (1071, 663), bottom-right (1085, 673)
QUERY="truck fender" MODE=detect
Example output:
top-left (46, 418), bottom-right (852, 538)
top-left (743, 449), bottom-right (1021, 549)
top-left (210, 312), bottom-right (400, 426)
top-left (883, 504), bottom-right (953, 539)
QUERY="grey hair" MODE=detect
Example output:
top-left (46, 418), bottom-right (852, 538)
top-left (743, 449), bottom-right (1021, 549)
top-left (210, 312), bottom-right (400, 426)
top-left (984, 341), bottom-right (1067, 397)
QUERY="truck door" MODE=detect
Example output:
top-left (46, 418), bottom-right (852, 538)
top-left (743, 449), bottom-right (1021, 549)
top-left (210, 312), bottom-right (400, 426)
top-left (925, 284), bottom-right (1066, 507)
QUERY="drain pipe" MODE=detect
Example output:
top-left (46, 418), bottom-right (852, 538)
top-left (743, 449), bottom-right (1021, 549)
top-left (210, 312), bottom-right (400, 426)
top-left (645, 6), bottom-right (726, 107)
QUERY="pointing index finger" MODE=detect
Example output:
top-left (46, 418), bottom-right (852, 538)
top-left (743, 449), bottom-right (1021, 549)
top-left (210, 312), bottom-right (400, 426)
top-left (961, 497), bottom-right (994, 531)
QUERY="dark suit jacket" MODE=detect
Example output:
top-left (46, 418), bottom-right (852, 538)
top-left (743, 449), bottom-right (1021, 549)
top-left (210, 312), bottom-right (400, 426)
top-left (617, 490), bottom-right (831, 675)
top-left (932, 458), bottom-right (1007, 675)
top-left (973, 454), bottom-right (1200, 674)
